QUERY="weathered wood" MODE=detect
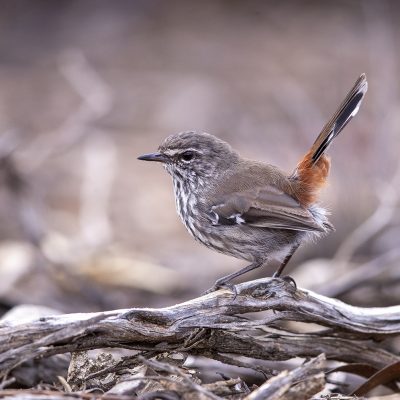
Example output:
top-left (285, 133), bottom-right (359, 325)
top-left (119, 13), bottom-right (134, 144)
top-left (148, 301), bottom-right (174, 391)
top-left (244, 354), bottom-right (326, 400)
top-left (0, 278), bottom-right (399, 376)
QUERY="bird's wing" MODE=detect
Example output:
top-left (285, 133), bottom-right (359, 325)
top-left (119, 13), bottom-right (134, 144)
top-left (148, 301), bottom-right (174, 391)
top-left (209, 185), bottom-right (325, 232)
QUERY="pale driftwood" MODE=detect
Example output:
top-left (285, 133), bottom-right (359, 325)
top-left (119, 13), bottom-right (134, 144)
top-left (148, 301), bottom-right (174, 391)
top-left (0, 278), bottom-right (399, 377)
top-left (244, 354), bottom-right (326, 400)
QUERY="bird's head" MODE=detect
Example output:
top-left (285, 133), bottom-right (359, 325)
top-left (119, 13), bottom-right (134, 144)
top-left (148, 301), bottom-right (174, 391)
top-left (138, 131), bottom-right (239, 184)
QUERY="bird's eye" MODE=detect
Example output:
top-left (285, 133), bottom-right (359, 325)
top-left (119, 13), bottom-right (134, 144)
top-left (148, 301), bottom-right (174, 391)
top-left (180, 151), bottom-right (195, 162)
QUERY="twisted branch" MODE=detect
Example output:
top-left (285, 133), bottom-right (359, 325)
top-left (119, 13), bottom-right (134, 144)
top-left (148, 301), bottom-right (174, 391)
top-left (0, 278), bottom-right (399, 377)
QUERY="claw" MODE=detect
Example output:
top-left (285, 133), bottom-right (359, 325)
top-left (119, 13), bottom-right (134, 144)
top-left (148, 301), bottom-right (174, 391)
top-left (272, 274), bottom-right (297, 289)
top-left (202, 280), bottom-right (238, 299)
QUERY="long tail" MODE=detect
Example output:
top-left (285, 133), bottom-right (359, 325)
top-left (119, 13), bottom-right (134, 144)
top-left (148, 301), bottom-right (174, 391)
top-left (310, 73), bottom-right (368, 164)
top-left (292, 74), bottom-right (368, 206)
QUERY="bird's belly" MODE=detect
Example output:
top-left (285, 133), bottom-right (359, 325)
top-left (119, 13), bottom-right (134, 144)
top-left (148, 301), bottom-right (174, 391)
top-left (200, 224), bottom-right (305, 262)
top-left (173, 187), bottom-right (243, 258)
top-left (172, 182), bottom-right (306, 262)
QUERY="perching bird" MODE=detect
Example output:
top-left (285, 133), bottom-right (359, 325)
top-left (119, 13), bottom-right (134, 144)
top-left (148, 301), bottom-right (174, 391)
top-left (138, 74), bottom-right (367, 292)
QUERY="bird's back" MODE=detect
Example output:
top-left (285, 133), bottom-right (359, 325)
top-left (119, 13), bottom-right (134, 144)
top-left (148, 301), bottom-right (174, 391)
top-left (204, 159), bottom-right (294, 200)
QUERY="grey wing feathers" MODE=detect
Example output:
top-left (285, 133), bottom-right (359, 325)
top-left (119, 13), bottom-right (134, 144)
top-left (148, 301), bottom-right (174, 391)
top-left (210, 186), bottom-right (326, 232)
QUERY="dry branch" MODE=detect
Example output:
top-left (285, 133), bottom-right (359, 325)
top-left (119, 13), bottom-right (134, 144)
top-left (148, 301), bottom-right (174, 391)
top-left (0, 277), bottom-right (399, 379)
top-left (244, 354), bottom-right (326, 400)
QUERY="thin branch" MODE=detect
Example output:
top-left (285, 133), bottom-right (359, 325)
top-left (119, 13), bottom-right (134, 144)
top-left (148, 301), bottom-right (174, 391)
top-left (244, 354), bottom-right (326, 400)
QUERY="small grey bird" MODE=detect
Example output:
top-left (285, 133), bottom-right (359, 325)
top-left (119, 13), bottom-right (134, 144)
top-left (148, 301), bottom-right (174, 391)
top-left (138, 74), bottom-right (367, 292)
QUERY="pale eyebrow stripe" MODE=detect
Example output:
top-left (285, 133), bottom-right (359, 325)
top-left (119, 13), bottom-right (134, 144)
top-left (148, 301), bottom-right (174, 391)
top-left (164, 148), bottom-right (204, 156)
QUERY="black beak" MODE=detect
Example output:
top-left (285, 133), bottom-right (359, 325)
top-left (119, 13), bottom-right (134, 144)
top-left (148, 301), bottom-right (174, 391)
top-left (137, 152), bottom-right (169, 163)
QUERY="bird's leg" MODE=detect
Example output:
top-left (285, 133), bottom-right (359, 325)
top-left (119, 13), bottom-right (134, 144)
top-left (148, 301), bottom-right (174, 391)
top-left (272, 243), bottom-right (301, 287)
top-left (203, 261), bottom-right (264, 296)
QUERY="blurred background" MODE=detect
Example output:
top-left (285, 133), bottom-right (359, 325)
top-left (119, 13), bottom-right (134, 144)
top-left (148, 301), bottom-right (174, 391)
top-left (0, 0), bottom-right (399, 314)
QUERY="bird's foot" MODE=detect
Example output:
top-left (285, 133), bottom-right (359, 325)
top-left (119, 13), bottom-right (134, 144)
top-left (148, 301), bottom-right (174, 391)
top-left (202, 280), bottom-right (238, 299)
top-left (272, 273), bottom-right (297, 289)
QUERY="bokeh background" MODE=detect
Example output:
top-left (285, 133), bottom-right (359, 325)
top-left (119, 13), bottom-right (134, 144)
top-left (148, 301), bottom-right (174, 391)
top-left (0, 0), bottom-right (399, 314)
